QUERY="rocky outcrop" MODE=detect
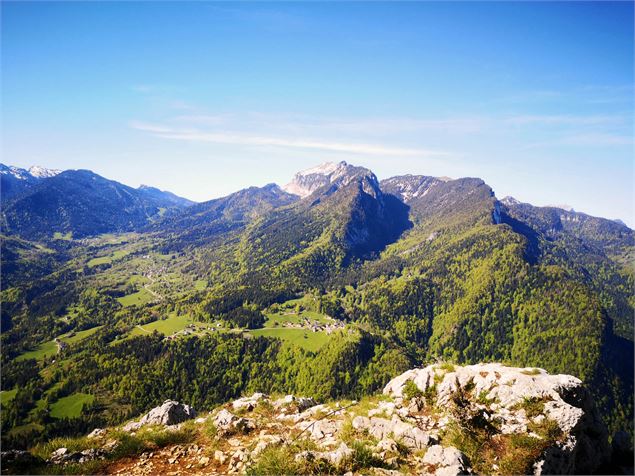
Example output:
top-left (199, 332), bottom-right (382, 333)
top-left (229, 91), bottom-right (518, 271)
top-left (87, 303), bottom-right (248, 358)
top-left (384, 363), bottom-right (611, 475)
top-left (274, 394), bottom-right (317, 412)
top-left (48, 447), bottom-right (107, 464)
top-left (123, 400), bottom-right (196, 431)
top-left (213, 408), bottom-right (256, 436)
top-left (232, 392), bottom-right (268, 412)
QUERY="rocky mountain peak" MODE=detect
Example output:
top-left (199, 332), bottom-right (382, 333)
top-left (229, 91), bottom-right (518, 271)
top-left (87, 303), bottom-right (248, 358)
top-left (0, 164), bottom-right (32, 180)
top-left (27, 165), bottom-right (62, 178)
top-left (500, 196), bottom-right (522, 207)
top-left (282, 161), bottom-right (379, 198)
top-left (380, 174), bottom-right (443, 203)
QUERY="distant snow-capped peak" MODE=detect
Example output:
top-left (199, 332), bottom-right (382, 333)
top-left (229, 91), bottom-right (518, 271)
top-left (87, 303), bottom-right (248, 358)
top-left (1, 164), bottom-right (62, 180)
top-left (0, 164), bottom-right (32, 180)
top-left (28, 165), bottom-right (62, 178)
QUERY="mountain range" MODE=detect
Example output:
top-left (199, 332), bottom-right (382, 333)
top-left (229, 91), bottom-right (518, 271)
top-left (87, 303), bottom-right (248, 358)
top-left (2, 161), bottom-right (631, 243)
top-left (1, 165), bottom-right (193, 239)
top-left (1, 160), bottom-right (632, 456)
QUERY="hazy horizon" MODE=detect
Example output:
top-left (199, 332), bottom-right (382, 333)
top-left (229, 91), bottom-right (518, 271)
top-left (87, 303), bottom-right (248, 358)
top-left (3, 2), bottom-right (633, 226)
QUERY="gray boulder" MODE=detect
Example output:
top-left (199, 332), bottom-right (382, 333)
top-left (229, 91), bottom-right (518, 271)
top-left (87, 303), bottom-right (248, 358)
top-left (213, 408), bottom-right (255, 435)
top-left (139, 400), bottom-right (196, 426)
top-left (422, 445), bottom-right (470, 476)
top-left (214, 408), bottom-right (237, 429)
top-left (87, 428), bottom-right (106, 438)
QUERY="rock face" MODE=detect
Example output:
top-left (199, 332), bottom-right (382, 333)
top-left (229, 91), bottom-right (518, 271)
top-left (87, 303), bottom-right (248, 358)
top-left (282, 161), bottom-right (381, 199)
top-left (384, 363), bottom-right (611, 475)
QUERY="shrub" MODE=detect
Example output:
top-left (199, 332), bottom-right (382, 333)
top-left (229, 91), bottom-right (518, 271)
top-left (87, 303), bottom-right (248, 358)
top-left (203, 420), bottom-right (218, 440)
top-left (248, 439), bottom-right (329, 476)
top-left (438, 362), bottom-right (456, 373)
top-left (403, 380), bottom-right (423, 401)
top-left (247, 445), bottom-right (302, 476)
top-left (517, 396), bottom-right (549, 419)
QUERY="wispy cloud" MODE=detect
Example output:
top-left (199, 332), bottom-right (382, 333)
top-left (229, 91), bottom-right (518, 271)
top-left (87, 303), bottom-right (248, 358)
top-left (129, 120), bottom-right (449, 157)
top-left (129, 106), bottom-right (631, 161)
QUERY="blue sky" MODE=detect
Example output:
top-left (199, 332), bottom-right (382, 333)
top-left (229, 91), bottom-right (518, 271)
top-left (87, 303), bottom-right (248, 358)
top-left (2, 2), bottom-right (633, 225)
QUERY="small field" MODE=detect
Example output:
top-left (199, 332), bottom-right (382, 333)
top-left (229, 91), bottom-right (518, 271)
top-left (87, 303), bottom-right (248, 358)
top-left (87, 249), bottom-right (129, 268)
top-left (1, 388), bottom-right (18, 406)
top-left (264, 296), bottom-right (332, 327)
top-left (249, 328), bottom-right (330, 352)
top-left (15, 340), bottom-right (57, 362)
top-left (15, 326), bottom-right (103, 362)
top-left (117, 287), bottom-right (155, 307)
top-left (53, 231), bottom-right (72, 240)
top-left (49, 393), bottom-right (95, 419)
top-left (127, 313), bottom-right (206, 338)
top-left (264, 310), bottom-right (331, 327)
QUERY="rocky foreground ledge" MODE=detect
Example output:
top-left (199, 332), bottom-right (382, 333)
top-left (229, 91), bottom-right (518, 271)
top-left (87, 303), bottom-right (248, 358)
top-left (3, 363), bottom-right (632, 475)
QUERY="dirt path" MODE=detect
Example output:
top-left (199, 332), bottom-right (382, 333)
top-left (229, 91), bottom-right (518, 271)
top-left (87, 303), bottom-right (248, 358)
top-left (144, 274), bottom-right (164, 301)
top-left (106, 444), bottom-right (227, 475)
